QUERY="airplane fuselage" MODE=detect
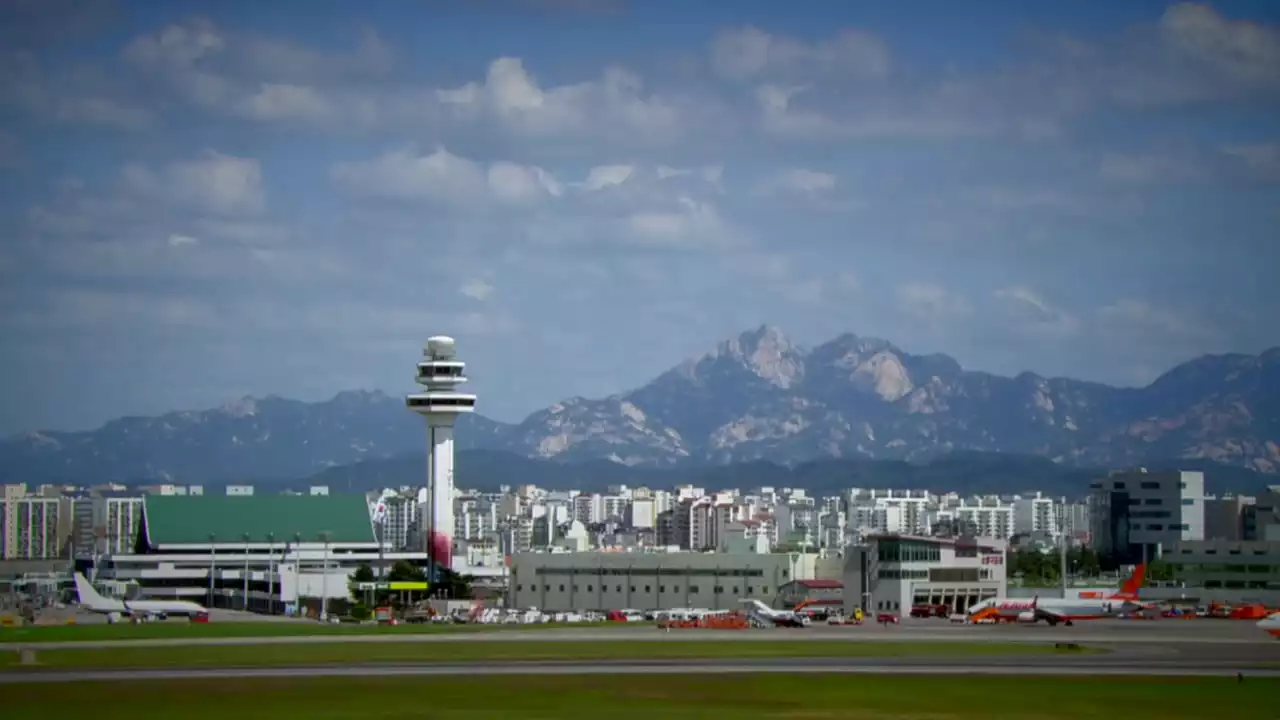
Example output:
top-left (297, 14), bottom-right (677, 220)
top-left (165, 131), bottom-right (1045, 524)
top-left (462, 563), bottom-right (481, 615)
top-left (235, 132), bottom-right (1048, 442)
top-left (969, 598), bottom-right (1141, 624)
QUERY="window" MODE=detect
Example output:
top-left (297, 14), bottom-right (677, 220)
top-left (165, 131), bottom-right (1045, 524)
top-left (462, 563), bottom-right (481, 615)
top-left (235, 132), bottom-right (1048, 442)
top-left (586, 585), bottom-right (593, 592)
top-left (690, 585), bottom-right (700, 593)
top-left (732, 586), bottom-right (739, 594)
top-left (516, 584), bottom-right (523, 591)
top-left (659, 585), bottom-right (665, 593)
top-left (558, 585), bottom-right (565, 592)
top-left (616, 585), bottom-right (622, 592)
top-left (746, 586), bottom-right (753, 594)
top-left (1140, 481), bottom-right (1160, 490)
top-left (644, 585), bottom-right (651, 592)
top-left (629, 586), bottom-right (636, 593)
top-left (572, 585), bottom-right (578, 592)
top-left (1143, 498), bottom-right (1162, 505)
top-left (1182, 499), bottom-right (1195, 505)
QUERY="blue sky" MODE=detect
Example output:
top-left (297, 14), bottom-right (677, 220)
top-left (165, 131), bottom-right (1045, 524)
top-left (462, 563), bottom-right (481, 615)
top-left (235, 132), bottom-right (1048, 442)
top-left (1, 0), bottom-right (1278, 434)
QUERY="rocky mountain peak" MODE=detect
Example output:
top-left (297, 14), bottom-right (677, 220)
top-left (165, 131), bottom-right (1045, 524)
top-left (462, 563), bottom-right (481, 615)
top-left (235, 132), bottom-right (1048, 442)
top-left (682, 324), bottom-right (805, 388)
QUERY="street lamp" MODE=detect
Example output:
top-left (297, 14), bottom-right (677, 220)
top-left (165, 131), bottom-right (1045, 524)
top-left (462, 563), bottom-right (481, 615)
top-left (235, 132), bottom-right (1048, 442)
top-left (318, 530), bottom-right (332, 622)
top-left (242, 532), bottom-right (251, 612)
top-left (207, 533), bottom-right (217, 608)
top-left (265, 532), bottom-right (276, 615)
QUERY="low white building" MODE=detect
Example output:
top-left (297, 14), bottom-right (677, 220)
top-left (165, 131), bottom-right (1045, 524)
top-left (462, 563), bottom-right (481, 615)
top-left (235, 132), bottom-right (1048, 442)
top-left (841, 534), bottom-right (1007, 617)
top-left (508, 550), bottom-right (839, 612)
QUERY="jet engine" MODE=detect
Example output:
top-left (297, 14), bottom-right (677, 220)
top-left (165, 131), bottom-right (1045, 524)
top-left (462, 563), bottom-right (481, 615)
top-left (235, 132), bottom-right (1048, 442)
top-left (1016, 611), bottom-right (1037, 623)
top-left (105, 612), bottom-right (123, 624)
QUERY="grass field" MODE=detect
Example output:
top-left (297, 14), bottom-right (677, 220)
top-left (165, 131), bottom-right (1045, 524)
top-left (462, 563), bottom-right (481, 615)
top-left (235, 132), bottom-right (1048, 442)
top-left (0, 639), bottom-right (1084, 670)
top-left (0, 674), bottom-right (1271, 718)
top-left (0, 619), bottom-right (643, 643)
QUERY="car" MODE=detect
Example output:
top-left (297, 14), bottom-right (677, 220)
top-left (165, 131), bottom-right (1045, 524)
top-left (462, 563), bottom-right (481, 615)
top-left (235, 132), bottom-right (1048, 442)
top-left (876, 613), bottom-right (900, 624)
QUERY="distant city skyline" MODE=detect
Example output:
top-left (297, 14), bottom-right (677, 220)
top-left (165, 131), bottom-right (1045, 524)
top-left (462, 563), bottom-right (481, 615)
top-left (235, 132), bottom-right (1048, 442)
top-left (1, 1), bottom-right (1278, 434)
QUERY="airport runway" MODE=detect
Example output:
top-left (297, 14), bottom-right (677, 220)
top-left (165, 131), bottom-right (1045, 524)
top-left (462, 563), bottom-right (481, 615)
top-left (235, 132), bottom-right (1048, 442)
top-left (4, 656), bottom-right (1280, 684)
top-left (13, 618), bottom-right (1275, 650)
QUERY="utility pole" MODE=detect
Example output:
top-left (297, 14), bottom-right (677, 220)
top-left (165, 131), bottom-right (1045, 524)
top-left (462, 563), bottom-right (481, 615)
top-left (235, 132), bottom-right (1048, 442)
top-left (242, 532), bottom-right (251, 612)
top-left (319, 531), bottom-right (332, 622)
top-left (207, 533), bottom-right (217, 609)
top-left (266, 532), bottom-right (275, 615)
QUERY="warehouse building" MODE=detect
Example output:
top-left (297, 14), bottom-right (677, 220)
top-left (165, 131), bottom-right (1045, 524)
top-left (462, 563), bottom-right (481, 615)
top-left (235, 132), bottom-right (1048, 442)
top-left (508, 550), bottom-right (836, 612)
top-left (1168, 540), bottom-right (1280, 591)
top-left (842, 534), bottom-right (1008, 617)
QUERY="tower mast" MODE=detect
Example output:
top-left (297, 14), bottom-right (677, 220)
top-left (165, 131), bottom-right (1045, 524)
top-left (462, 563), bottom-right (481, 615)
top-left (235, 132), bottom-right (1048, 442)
top-left (406, 336), bottom-right (476, 581)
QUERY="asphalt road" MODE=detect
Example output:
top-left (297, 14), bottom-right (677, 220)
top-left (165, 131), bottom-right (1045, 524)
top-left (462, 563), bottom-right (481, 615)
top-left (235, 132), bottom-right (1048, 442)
top-left (3, 618), bottom-right (1277, 684)
top-left (13, 617), bottom-right (1274, 650)
top-left (4, 657), bottom-right (1279, 684)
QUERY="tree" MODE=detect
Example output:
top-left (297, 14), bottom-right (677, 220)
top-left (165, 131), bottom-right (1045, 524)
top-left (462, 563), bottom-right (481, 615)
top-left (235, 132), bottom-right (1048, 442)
top-left (387, 560), bottom-right (424, 583)
top-left (432, 566), bottom-right (474, 599)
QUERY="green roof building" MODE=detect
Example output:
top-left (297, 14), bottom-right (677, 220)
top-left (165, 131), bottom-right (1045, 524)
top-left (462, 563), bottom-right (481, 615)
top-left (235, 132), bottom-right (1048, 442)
top-left (137, 494), bottom-right (379, 551)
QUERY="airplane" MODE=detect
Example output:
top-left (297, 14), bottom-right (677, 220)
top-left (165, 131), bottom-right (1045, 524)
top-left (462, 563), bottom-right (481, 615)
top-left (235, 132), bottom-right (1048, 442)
top-left (73, 572), bottom-right (209, 624)
top-left (1258, 612), bottom-right (1280, 640)
top-left (966, 563), bottom-right (1150, 627)
top-left (740, 599), bottom-right (808, 627)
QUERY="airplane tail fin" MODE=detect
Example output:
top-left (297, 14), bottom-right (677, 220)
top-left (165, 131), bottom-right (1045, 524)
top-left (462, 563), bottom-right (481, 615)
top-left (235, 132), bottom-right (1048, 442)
top-left (1110, 563), bottom-right (1146, 600)
top-left (73, 572), bottom-right (108, 607)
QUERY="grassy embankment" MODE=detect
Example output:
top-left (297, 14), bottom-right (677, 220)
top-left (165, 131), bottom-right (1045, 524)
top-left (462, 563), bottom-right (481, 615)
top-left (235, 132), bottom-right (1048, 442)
top-left (0, 639), bottom-right (1091, 670)
top-left (0, 675), bottom-right (1269, 719)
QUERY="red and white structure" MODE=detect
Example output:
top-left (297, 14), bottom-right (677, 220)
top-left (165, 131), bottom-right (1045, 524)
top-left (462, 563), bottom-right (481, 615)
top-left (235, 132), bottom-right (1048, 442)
top-left (406, 335), bottom-right (476, 571)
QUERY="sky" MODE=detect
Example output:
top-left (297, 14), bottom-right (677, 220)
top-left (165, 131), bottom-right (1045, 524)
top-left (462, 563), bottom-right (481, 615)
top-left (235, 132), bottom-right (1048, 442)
top-left (1, 0), bottom-right (1278, 434)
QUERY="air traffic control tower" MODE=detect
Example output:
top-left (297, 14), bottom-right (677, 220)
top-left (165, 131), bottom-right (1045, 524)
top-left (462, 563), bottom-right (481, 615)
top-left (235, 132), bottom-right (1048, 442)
top-left (406, 336), bottom-right (476, 571)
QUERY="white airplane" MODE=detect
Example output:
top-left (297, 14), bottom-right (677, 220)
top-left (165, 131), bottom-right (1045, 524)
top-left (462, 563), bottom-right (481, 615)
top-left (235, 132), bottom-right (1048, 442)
top-left (740, 599), bottom-right (807, 627)
top-left (74, 572), bottom-right (208, 623)
top-left (966, 564), bottom-right (1150, 627)
top-left (1258, 612), bottom-right (1280, 640)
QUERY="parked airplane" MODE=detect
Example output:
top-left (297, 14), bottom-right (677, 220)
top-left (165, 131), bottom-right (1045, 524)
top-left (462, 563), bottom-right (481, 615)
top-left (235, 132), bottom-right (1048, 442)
top-left (740, 599), bottom-right (807, 627)
top-left (73, 573), bottom-right (208, 623)
top-left (966, 563), bottom-right (1149, 627)
top-left (1258, 612), bottom-right (1280, 639)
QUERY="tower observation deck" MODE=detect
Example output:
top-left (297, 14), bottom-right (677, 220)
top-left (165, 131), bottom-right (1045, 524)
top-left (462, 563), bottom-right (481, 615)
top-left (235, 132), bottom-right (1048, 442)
top-left (406, 335), bottom-right (476, 572)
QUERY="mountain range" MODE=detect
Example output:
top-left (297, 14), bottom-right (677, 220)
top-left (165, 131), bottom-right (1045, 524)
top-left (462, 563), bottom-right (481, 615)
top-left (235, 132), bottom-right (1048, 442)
top-left (2, 325), bottom-right (1277, 488)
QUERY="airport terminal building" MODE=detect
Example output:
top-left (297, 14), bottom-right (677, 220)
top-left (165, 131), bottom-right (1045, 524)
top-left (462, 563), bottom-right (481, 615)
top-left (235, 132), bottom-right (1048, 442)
top-left (106, 494), bottom-right (433, 611)
top-left (842, 534), bottom-right (1008, 616)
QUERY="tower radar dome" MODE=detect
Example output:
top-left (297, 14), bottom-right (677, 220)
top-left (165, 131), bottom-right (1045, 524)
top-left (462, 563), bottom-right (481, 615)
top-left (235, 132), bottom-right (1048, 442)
top-left (426, 335), bottom-right (456, 360)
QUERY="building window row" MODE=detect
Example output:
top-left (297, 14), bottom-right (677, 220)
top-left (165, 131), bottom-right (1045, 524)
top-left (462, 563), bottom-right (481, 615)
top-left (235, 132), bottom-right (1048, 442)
top-left (877, 568), bottom-right (929, 580)
top-left (534, 568), bottom-right (768, 578)
top-left (516, 583), bottom-right (769, 594)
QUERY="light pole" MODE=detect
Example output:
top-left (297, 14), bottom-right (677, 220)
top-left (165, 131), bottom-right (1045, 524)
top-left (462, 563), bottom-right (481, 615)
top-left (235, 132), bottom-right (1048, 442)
top-left (319, 531), bottom-right (332, 622)
top-left (265, 532), bottom-right (275, 615)
top-left (242, 532), bottom-right (251, 612)
top-left (207, 533), bottom-right (217, 609)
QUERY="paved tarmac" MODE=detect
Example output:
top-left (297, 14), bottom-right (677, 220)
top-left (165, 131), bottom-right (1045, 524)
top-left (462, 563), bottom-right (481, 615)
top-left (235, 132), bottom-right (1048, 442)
top-left (3, 617), bottom-right (1275, 684)
top-left (13, 617), bottom-right (1275, 650)
top-left (4, 658), bottom-right (1279, 684)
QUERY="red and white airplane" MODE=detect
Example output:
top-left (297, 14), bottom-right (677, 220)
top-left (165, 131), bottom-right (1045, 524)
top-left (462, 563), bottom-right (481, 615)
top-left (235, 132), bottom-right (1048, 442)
top-left (1258, 612), bottom-right (1280, 640)
top-left (967, 564), bottom-right (1149, 627)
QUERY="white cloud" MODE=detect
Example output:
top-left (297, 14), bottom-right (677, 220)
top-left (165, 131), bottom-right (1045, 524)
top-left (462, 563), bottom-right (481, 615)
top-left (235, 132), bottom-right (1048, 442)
top-left (459, 278), bottom-right (495, 302)
top-left (756, 168), bottom-right (837, 196)
top-left (711, 26), bottom-right (891, 82)
top-left (897, 282), bottom-right (972, 322)
top-left (994, 286), bottom-right (1080, 339)
top-left (120, 150), bottom-right (265, 216)
top-left (438, 58), bottom-right (682, 138)
top-left (331, 146), bottom-right (561, 206)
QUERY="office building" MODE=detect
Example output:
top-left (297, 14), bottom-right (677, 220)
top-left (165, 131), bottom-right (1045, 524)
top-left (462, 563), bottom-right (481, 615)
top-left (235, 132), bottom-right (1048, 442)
top-left (1089, 469), bottom-right (1206, 567)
